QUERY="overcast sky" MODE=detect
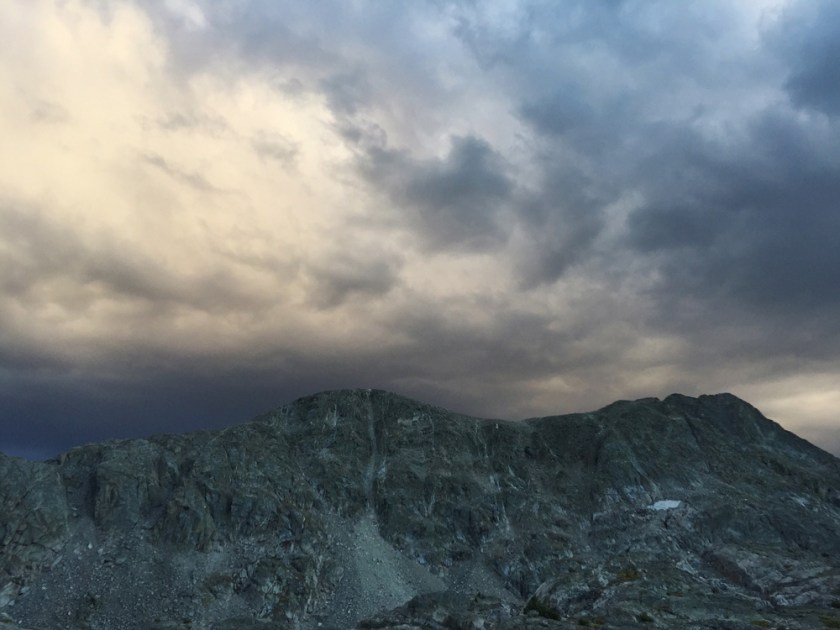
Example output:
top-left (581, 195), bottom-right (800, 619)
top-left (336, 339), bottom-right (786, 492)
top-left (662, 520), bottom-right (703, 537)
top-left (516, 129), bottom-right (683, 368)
top-left (2, 0), bottom-right (839, 460)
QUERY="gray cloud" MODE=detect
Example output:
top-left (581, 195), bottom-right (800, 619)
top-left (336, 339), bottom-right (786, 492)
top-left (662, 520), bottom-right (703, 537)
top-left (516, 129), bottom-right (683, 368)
top-left (447, 0), bottom-right (840, 357)
top-left (0, 201), bottom-right (280, 315)
top-left (142, 154), bottom-right (226, 193)
top-left (29, 99), bottom-right (68, 124)
top-left (448, 1), bottom-right (777, 287)
top-left (625, 108), bottom-right (840, 333)
top-left (358, 135), bottom-right (513, 251)
top-left (251, 133), bottom-right (299, 166)
top-left (770, 0), bottom-right (840, 116)
top-left (3, 0), bottom-right (839, 460)
top-left (508, 157), bottom-right (614, 286)
top-left (305, 253), bottom-right (401, 310)
top-left (320, 71), bottom-right (372, 116)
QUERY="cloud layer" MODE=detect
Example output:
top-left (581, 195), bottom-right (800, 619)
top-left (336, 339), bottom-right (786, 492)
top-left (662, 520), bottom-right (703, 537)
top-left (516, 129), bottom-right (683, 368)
top-left (1, 0), bottom-right (838, 458)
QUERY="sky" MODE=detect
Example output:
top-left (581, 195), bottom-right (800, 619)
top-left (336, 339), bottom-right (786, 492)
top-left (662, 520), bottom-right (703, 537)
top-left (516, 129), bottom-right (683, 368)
top-left (1, 0), bottom-right (839, 460)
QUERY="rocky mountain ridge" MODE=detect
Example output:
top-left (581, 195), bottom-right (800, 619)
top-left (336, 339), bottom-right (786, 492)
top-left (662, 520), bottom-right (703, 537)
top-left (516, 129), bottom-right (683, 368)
top-left (1, 389), bottom-right (839, 629)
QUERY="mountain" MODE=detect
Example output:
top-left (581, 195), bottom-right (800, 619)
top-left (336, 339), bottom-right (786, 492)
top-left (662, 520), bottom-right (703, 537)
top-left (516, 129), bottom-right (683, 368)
top-left (1, 390), bottom-right (839, 629)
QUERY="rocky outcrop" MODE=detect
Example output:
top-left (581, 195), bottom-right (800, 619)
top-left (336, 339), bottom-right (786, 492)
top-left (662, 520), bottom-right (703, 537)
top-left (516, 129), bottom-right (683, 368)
top-left (1, 390), bottom-right (839, 628)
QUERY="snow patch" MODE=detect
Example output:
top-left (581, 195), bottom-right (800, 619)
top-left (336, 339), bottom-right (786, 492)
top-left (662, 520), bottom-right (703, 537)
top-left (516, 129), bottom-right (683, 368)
top-left (650, 499), bottom-right (682, 511)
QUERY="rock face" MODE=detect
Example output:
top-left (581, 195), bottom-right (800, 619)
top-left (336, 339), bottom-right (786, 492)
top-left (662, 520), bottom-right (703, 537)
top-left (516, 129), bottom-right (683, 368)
top-left (1, 390), bottom-right (839, 629)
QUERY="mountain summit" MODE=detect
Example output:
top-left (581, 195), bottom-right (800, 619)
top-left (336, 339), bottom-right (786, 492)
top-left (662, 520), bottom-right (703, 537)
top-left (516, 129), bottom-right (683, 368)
top-left (1, 390), bottom-right (839, 629)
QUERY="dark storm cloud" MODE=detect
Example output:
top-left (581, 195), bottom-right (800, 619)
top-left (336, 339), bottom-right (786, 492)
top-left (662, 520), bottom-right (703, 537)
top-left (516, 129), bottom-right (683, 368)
top-left (358, 135), bottom-right (513, 251)
top-left (452, 0), bottom-right (755, 93)
top-left (320, 71), bottom-right (372, 116)
top-left (508, 151), bottom-right (614, 286)
top-left (306, 253), bottom-right (401, 310)
top-left (0, 337), bottom-right (500, 461)
top-left (453, 0), bottom-right (840, 349)
top-left (1, 363), bottom-right (299, 461)
top-left (771, 0), bottom-right (840, 116)
top-left (0, 320), bottom-right (518, 460)
top-left (624, 108), bottom-right (840, 337)
top-left (4, 0), bottom-right (840, 460)
top-left (444, 1), bottom-right (775, 286)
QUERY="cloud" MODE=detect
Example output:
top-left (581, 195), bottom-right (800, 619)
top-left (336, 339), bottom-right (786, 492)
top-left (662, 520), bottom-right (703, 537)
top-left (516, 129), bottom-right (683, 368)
top-left (321, 71), bottom-right (373, 116)
top-left (769, 0), bottom-right (840, 115)
top-left (251, 133), bottom-right (299, 166)
top-left (357, 135), bottom-right (513, 251)
top-left (305, 252), bottom-right (401, 310)
top-left (164, 0), bottom-right (207, 31)
top-left (624, 107), bottom-right (840, 335)
top-left (1, 0), bottom-right (838, 460)
top-left (143, 153), bottom-right (227, 193)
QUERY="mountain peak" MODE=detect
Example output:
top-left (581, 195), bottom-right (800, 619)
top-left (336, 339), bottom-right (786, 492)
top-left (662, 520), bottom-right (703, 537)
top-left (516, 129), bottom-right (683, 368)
top-left (1, 390), bottom-right (839, 629)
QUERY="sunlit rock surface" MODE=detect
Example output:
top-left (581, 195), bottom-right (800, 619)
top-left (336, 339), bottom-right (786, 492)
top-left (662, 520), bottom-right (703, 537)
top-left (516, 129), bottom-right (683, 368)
top-left (1, 390), bottom-right (839, 628)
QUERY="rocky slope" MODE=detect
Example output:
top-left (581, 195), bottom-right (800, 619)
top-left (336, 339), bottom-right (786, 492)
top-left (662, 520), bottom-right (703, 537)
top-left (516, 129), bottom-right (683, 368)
top-left (1, 390), bottom-right (839, 629)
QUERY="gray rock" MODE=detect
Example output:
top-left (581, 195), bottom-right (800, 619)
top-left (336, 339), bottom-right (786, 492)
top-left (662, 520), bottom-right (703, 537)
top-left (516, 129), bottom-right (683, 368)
top-left (1, 390), bottom-right (839, 629)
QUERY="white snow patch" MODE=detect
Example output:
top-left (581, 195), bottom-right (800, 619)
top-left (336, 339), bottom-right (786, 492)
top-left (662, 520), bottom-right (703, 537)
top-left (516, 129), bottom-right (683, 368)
top-left (650, 499), bottom-right (682, 511)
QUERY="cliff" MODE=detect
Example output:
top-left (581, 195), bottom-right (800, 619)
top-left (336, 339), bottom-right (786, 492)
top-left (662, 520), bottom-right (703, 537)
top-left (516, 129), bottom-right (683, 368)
top-left (1, 390), bottom-right (839, 628)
